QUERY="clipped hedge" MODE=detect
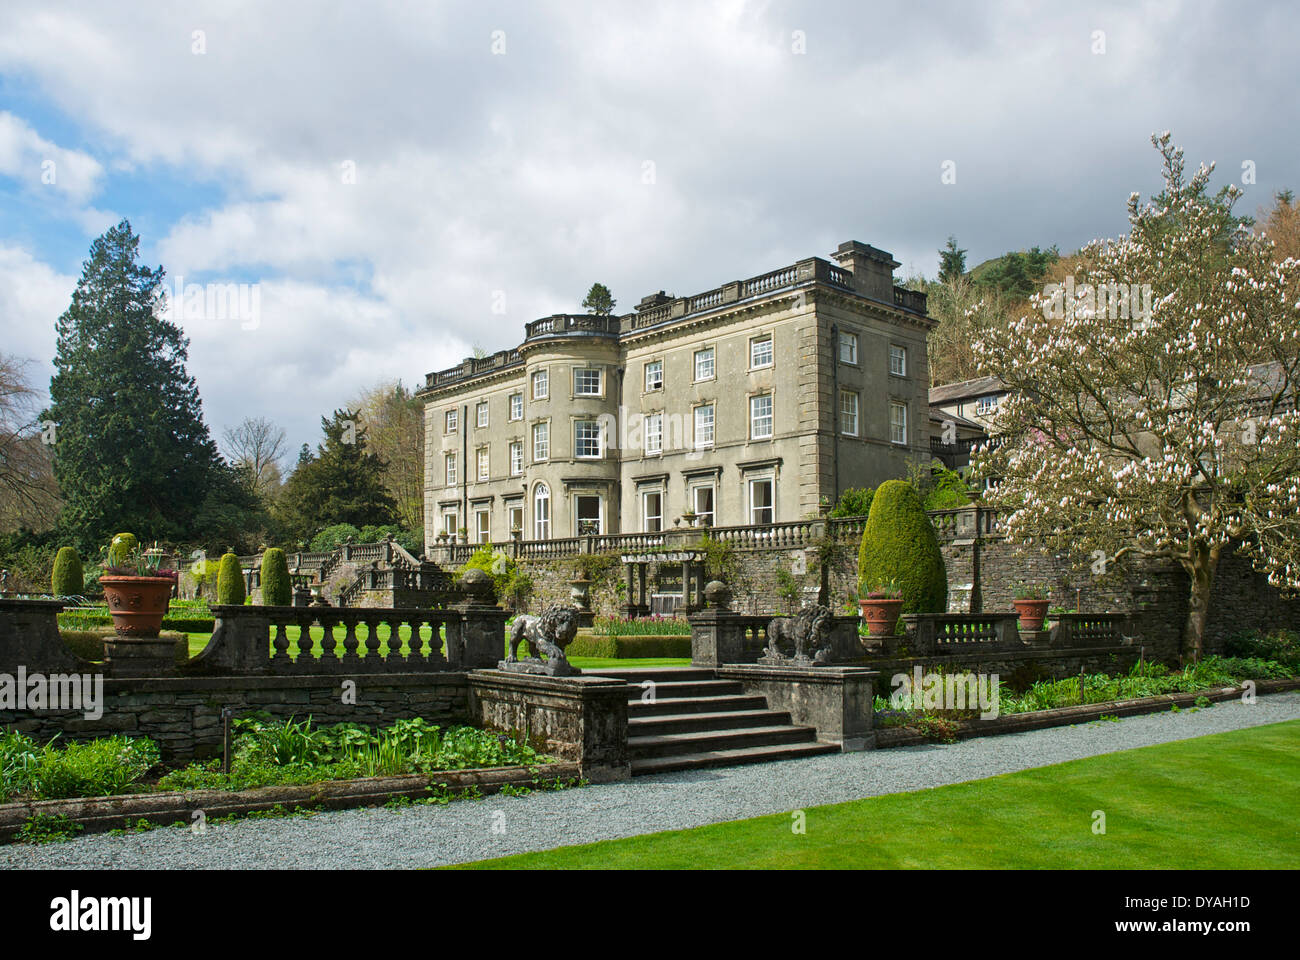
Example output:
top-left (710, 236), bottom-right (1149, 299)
top-left (858, 478), bottom-right (947, 615)
top-left (216, 552), bottom-right (245, 606)
top-left (51, 546), bottom-right (84, 597)
top-left (57, 610), bottom-right (215, 633)
top-left (260, 547), bottom-right (292, 606)
top-left (566, 634), bottom-right (692, 659)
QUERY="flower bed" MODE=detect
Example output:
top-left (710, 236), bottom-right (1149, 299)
top-left (0, 716), bottom-right (551, 806)
top-left (874, 653), bottom-right (1298, 742)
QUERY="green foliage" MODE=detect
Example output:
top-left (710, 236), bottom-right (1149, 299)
top-left (310, 523), bottom-right (362, 552)
top-left (829, 487), bottom-right (874, 519)
top-left (157, 716), bottom-right (547, 791)
top-left (16, 813), bottom-right (84, 845)
top-left (698, 534), bottom-right (738, 582)
top-left (937, 236), bottom-right (967, 285)
top-left (567, 634), bottom-right (692, 658)
top-left (106, 532), bottom-right (138, 569)
top-left (581, 282), bottom-right (616, 316)
top-left (569, 552), bottom-right (618, 582)
top-left (1225, 629), bottom-right (1300, 670)
top-left (0, 533), bottom-right (56, 594)
top-left (1013, 583), bottom-right (1049, 601)
top-left (274, 408), bottom-right (398, 544)
top-left (44, 220), bottom-right (224, 552)
top-left (1, 734), bottom-right (160, 801)
top-left (51, 546), bottom-right (83, 597)
top-left (857, 479), bottom-right (947, 615)
top-left (458, 544), bottom-right (533, 610)
top-left (922, 466), bottom-right (972, 511)
top-left (970, 245), bottom-right (1059, 298)
top-left (592, 615), bottom-right (691, 636)
top-left (216, 552), bottom-right (245, 605)
top-left (260, 547), bottom-right (292, 606)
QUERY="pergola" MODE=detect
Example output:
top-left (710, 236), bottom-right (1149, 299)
top-left (618, 550), bottom-right (707, 617)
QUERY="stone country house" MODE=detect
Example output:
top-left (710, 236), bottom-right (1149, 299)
top-left (418, 241), bottom-right (935, 551)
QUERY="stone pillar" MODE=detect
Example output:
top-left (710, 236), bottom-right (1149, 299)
top-left (637, 563), bottom-right (649, 616)
top-left (623, 563), bottom-right (638, 618)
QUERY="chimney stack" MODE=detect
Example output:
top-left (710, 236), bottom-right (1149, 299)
top-left (832, 241), bottom-right (900, 302)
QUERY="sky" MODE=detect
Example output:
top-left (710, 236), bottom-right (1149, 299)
top-left (2, 0), bottom-right (1297, 458)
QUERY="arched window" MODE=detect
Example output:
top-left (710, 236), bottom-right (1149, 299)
top-left (533, 483), bottom-right (551, 540)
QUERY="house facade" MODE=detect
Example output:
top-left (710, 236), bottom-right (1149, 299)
top-left (418, 241), bottom-right (934, 554)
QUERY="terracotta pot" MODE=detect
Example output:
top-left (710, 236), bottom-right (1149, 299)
top-left (100, 575), bottom-right (174, 637)
top-left (1013, 598), bottom-right (1050, 632)
top-left (859, 596), bottom-right (904, 637)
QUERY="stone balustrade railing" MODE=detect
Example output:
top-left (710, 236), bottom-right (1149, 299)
top-left (0, 596), bottom-right (508, 678)
top-left (1051, 613), bottom-right (1129, 646)
top-left (193, 602), bottom-right (507, 676)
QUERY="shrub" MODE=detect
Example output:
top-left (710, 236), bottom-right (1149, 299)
top-left (858, 479), bottom-right (947, 616)
top-left (458, 545), bottom-right (533, 610)
top-left (26, 735), bottom-right (160, 800)
top-left (260, 547), bottom-right (292, 606)
top-left (830, 486), bottom-right (874, 519)
top-left (310, 524), bottom-right (363, 552)
top-left (51, 546), bottom-right (84, 597)
top-left (923, 466), bottom-right (972, 511)
top-left (216, 552), bottom-right (246, 606)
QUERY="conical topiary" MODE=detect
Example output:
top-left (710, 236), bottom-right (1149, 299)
top-left (216, 552), bottom-right (246, 606)
top-left (51, 546), bottom-right (84, 597)
top-left (260, 548), bottom-right (292, 606)
top-left (857, 479), bottom-right (947, 615)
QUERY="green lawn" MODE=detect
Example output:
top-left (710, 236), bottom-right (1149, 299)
top-left (183, 631), bottom-right (689, 671)
top-left (454, 719), bottom-right (1300, 869)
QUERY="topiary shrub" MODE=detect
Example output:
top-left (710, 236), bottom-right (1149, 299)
top-left (858, 479), bottom-right (947, 615)
top-left (216, 552), bottom-right (246, 606)
top-left (51, 547), bottom-right (84, 597)
top-left (260, 547), bottom-right (292, 606)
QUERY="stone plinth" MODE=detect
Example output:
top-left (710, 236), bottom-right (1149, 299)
top-left (467, 670), bottom-right (631, 782)
top-left (717, 663), bottom-right (878, 751)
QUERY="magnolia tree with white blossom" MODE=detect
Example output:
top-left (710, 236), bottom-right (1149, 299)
top-left (971, 134), bottom-right (1300, 661)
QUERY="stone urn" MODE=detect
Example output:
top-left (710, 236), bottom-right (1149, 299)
top-left (569, 578), bottom-right (594, 627)
top-left (1013, 598), bottom-right (1050, 632)
top-left (100, 575), bottom-right (175, 637)
top-left (859, 595), bottom-right (904, 638)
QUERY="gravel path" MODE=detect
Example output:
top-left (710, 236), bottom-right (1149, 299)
top-left (4, 692), bottom-right (1298, 870)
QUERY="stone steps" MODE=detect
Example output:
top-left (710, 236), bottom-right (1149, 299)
top-left (629, 708), bottom-right (793, 736)
top-left (593, 665), bottom-right (837, 776)
top-left (629, 740), bottom-right (839, 776)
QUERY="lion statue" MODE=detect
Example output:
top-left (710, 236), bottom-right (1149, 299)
top-left (505, 603), bottom-right (581, 675)
top-left (763, 604), bottom-right (835, 664)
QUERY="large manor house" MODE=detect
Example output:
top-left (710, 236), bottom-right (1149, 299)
top-left (419, 241), bottom-right (934, 552)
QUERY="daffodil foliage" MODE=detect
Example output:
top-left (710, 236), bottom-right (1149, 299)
top-left (972, 134), bottom-right (1300, 659)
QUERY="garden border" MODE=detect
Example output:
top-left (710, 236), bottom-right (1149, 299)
top-left (873, 678), bottom-right (1300, 747)
top-left (0, 761), bottom-right (581, 843)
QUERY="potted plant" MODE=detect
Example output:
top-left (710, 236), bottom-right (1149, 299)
top-left (859, 578), bottom-right (904, 637)
top-left (1012, 583), bottom-right (1050, 631)
top-left (457, 527), bottom-right (468, 544)
top-left (98, 534), bottom-right (177, 637)
top-left (682, 509), bottom-right (697, 527)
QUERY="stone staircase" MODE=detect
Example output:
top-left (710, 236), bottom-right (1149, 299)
top-left (592, 667), bottom-right (838, 775)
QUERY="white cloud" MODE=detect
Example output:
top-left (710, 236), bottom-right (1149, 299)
top-left (0, 111), bottom-right (103, 205)
top-left (1, 0), bottom-right (1296, 450)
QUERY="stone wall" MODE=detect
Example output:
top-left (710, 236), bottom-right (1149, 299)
top-left (4, 674), bottom-right (469, 761)
top-left (502, 509), bottom-right (1300, 661)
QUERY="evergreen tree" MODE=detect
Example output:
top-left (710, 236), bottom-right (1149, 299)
top-left (581, 282), bottom-right (616, 316)
top-left (937, 236), bottom-right (967, 284)
top-left (44, 220), bottom-right (220, 552)
top-left (274, 409), bottom-right (397, 542)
